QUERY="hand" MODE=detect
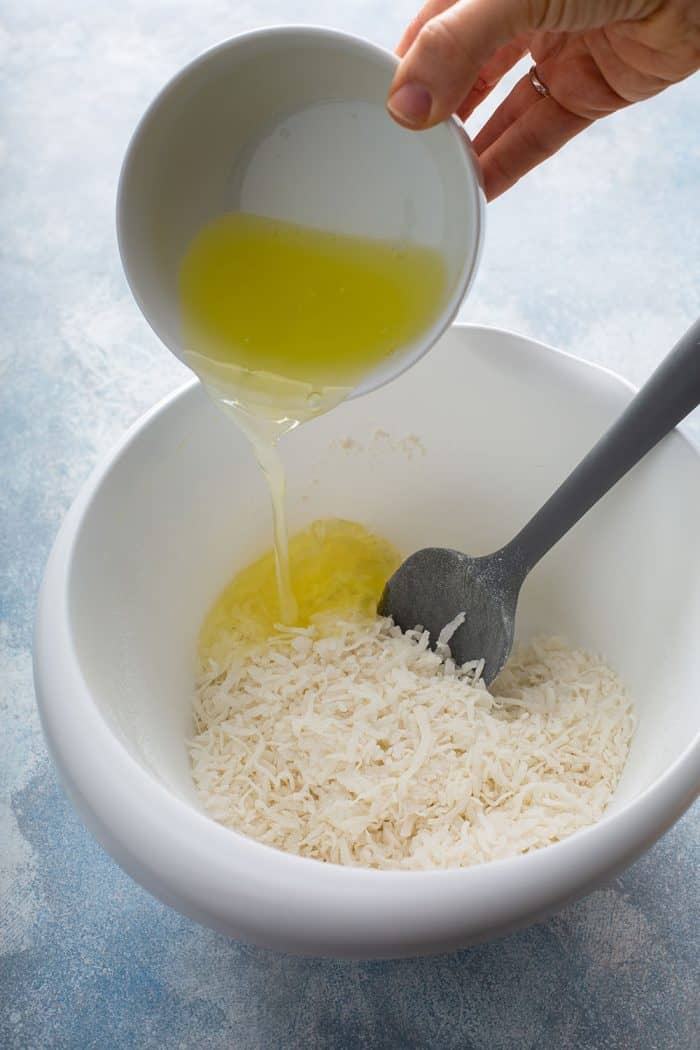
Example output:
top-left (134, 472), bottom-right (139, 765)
top-left (387, 0), bottom-right (700, 199)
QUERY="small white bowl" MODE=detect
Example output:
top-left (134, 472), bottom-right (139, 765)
top-left (116, 26), bottom-right (484, 401)
top-left (34, 325), bottom-right (700, 958)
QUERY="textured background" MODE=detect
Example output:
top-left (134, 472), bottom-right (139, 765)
top-left (1, 1), bottom-right (699, 1047)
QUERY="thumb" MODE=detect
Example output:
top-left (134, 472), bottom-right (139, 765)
top-left (386, 0), bottom-right (646, 129)
top-left (387, 0), bottom-right (523, 128)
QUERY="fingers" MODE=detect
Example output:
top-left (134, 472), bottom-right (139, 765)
top-left (477, 89), bottom-right (591, 199)
top-left (472, 73), bottom-right (537, 155)
top-left (387, 0), bottom-right (647, 129)
top-left (396, 0), bottom-right (455, 58)
top-left (456, 37), bottom-right (530, 122)
top-left (388, 0), bottom-right (521, 127)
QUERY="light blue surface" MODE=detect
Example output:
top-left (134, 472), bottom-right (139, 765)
top-left (1, 2), bottom-right (699, 1047)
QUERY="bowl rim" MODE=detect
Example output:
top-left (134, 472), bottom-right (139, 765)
top-left (33, 323), bottom-right (700, 952)
top-left (115, 23), bottom-right (486, 406)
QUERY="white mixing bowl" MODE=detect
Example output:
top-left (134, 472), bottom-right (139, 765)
top-left (34, 325), bottom-right (700, 958)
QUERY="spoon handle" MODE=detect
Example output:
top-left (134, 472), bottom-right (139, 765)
top-left (510, 318), bottom-right (700, 574)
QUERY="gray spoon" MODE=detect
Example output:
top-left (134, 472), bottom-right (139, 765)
top-left (379, 319), bottom-right (700, 684)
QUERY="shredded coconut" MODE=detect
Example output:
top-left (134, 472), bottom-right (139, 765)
top-left (437, 611), bottom-right (466, 648)
top-left (190, 618), bottom-right (634, 869)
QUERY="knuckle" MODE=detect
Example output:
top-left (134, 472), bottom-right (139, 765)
top-left (486, 150), bottom-right (518, 188)
top-left (417, 16), bottom-right (464, 67)
top-left (405, 14), bottom-right (425, 42)
top-left (525, 0), bottom-right (566, 32)
top-left (516, 119), bottom-right (549, 157)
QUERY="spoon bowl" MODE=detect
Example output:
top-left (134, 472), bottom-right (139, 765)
top-left (379, 547), bottom-right (521, 681)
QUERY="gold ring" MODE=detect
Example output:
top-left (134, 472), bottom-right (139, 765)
top-left (528, 65), bottom-right (550, 98)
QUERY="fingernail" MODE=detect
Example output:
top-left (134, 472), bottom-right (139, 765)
top-left (387, 82), bottom-right (432, 127)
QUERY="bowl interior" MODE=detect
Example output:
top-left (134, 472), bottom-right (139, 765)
top-left (69, 326), bottom-right (700, 824)
top-left (117, 28), bottom-right (482, 397)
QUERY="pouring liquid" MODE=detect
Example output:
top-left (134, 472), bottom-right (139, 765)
top-left (179, 211), bottom-right (447, 622)
top-left (241, 426), bottom-right (297, 624)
